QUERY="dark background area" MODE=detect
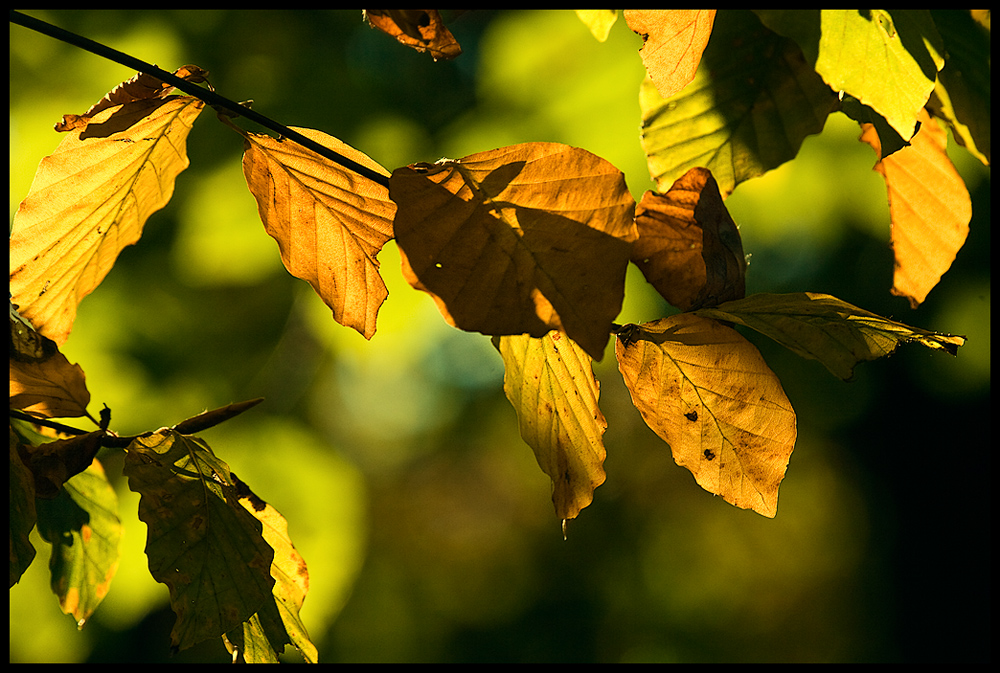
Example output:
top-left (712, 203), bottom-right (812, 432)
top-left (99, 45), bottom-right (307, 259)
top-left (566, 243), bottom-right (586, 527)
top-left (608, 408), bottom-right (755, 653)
top-left (10, 10), bottom-right (990, 663)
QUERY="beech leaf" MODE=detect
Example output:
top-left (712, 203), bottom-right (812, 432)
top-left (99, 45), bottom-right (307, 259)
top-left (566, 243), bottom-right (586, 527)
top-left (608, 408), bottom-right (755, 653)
top-left (624, 9), bottom-right (717, 100)
top-left (238, 126), bottom-right (395, 339)
top-left (632, 167), bottom-right (746, 311)
top-left (494, 331), bottom-right (607, 524)
top-left (694, 292), bottom-right (967, 381)
top-left (123, 430), bottom-right (275, 652)
top-left (616, 313), bottom-right (797, 517)
top-left (17, 431), bottom-right (104, 500)
top-left (364, 9), bottom-right (461, 61)
top-left (10, 306), bottom-right (91, 419)
top-left (10, 96), bottom-right (205, 345)
top-left (860, 109), bottom-right (972, 308)
top-left (390, 142), bottom-right (638, 361)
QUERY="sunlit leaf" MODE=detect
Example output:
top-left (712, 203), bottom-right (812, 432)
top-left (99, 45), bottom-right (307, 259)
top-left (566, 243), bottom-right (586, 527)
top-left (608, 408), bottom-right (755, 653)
top-left (494, 331), bottom-right (607, 524)
top-left (390, 142), bottom-right (637, 361)
top-left (632, 167), bottom-right (746, 311)
top-left (860, 109), bottom-right (971, 308)
top-left (616, 313), bottom-right (796, 517)
top-left (35, 459), bottom-right (121, 628)
top-left (625, 9), bottom-right (716, 99)
top-left (364, 9), bottom-right (461, 61)
top-left (9, 306), bottom-right (90, 419)
top-left (640, 10), bottom-right (837, 197)
top-left (123, 430), bottom-right (275, 652)
top-left (575, 9), bottom-right (619, 42)
top-left (238, 125), bottom-right (395, 339)
top-left (10, 96), bottom-right (205, 344)
top-left (694, 292), bottom-right (966, 381)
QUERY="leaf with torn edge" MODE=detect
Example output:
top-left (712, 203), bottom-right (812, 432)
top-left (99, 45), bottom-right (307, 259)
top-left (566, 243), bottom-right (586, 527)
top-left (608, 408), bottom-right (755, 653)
top-left (494, 331), bottom-right (607, 523)
top-left (238, 126), bottom-right (395, 339)
top-left (10, 96), bottom-right (204, 344)
top-left (625, 10), bottom-right (716, 99)
top-left (694, 292), bottom-right (966, 381)
top-left (364, 9), bottom-right (462, 61)
top-left (616, 313), bottom-right (796, 517)
top-left (390, 142), bottom-right (637, 361)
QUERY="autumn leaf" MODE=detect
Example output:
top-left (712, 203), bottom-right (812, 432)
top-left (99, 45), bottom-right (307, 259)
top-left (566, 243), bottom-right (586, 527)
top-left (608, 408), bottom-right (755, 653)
top-left (237, 125), bottom-right (395, 339)
top-left (17, 431), bottom-right (104, 500)
top-left (575, 10), bottom-right (619, 42)
top-left (364, 9), bottom-right (461, 61)
top-left (10, 306), bottom-right (90, 419)
top-left (632, 167), bottom-right (746, 311)
top-left (860, 108), bottom-right (971, 308)
top-left (624, 9), bottom-right (716, 100)
top-left (35, 460), bottom-right (121, 628)
top-left (616, 313), bottom-right (796, 517)
top-left (390, 142), bottom-right (637, 361)
top-left (694, 292), bottom-right (966, 381)
top-left (10, 96), bottom-right (204, 345)
top-left (494, 331), bottom-right (607, 524)
top-left (640, 10), bottom-right (837, 197)
top-left (124, 430), bottom-right (275, 652)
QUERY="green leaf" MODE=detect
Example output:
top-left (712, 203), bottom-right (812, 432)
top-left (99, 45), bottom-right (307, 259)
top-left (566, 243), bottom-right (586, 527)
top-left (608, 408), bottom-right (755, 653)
top-left (640, 9), bottom-right (837, 198)
top-left (35, 459), bottom-right (121, 628)
top-left (123, 430), bottom-right (275, 652)
top-left (694, 292), bottom-right (966, 381)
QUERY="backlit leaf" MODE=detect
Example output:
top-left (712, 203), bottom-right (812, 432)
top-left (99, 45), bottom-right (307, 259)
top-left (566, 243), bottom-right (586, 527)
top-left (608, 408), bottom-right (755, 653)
top-left (364, 9), bottom-right (462, 61)
top-left (694, 292), bottom-right (966, 381)
top-left (238, 126), bottom-right (395, 339)
top-left (640, 10), bottom-right (837, 197)
top-left (390, 142), bottom-right (637, 361)
top-left (494, 331), bottom-right (607, 523)
top-left (10, 96), bottom-right (204, 344)
top-left (616, 313), bottom-right (796, 517)
top-left (860, 109), bottom-right (971, 308)
top-left (625, 9), bottom-right (716, 99)
top-left (632, 167), bottom-right (746, 311)
top-left (575, 10), bottom-right (619, 42)
top-left (9, 306), bottom-right (90, 419)
top-left (124, 430), bottom-right (275, 652)
top-left (35, 459), bottom-right (121, 629)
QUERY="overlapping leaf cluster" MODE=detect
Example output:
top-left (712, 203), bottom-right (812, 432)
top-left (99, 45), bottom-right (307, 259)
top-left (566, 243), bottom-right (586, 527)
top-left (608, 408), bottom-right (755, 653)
top-left (10, 9), bottom-right (984, 660)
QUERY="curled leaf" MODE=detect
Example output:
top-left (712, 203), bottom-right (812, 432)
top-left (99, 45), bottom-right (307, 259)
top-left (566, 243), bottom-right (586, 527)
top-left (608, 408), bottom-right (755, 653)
top-left (17, 431), bottom-right (104, 499)
top-left (364, 9), bottom-right (461, 61)
top-left (616, 313), bottom-right (796, 517)
top-left (10, 306), bottom-right (90, 419)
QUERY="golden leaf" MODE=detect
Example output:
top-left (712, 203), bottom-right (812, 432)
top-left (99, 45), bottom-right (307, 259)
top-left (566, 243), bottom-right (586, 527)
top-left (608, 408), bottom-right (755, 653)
top-left (625, 10), bottom-right (717, 99)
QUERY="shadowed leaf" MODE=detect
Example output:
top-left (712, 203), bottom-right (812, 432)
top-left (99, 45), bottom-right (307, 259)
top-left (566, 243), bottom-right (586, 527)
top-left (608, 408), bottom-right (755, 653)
top-left (616, 313), bottom-right (796, 517)
top-left (364, 9), bottom-right (461, 61)
top-left (625, 9), bottom-right (716, 99)
top-left (10, 96), bottom-right (204, 344)
top-left (390, 142), bottom-right (637, 361)
top-left (10, 306), bottom-right (90, 419)
top-left (694, 292), bottom-right (966, 380)
top-left (494, 331), bottom-right (607, 524)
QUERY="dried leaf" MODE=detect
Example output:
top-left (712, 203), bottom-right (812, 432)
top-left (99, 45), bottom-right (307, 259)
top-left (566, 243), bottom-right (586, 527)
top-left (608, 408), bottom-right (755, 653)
top-left (616, 313), bottom-right (796, 517)
top-left (124, 430), bottom-right (275, 652)
top-left (55, 65), bottom-right (209, 132)
top-left (239, 126), bottom-right (395, 339)
top-left (625, 10), bottom-right (716, 99)
top-left (694, 292), bottom-right (966, 381)
top-left (364, 9), bottom-right (461, 61)
top-left (10, 96), bottom-right (205, 344)
top-left (390, 143), bottom-right (637, 361)
top-left (17, 431), bottom-right (104, 499)
top-left (9, 307), bottom-right (90, 418)
top-left (860, 109), bottom-right (971, 308)
top-left (632, 167), bottom-right (746, 311)
top-left (494, 331), bottom-right (607, 523)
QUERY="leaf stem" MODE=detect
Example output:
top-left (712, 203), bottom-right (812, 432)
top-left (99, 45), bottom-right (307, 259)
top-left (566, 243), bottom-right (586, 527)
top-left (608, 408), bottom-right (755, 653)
top-left (9, 10), bottom-right (390, 188)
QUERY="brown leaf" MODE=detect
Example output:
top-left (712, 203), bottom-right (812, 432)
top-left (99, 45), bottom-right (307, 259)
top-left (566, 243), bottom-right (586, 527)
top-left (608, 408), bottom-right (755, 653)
top-left (55, 65), bottom-right (209, 132)
top-left (10, 303), bottom-right (90, 418)
top-left (10, 96), bottom-right (204, 344)
top-left (860, 108), bottom-right (972, 308)
top-left (616, 313), bottom-right (796, 517)
top-left (390, 143), bottom-right (637, 361)
top-left (17, 431), bottom-right (104, 499)
top-left (632, 167), bottom-right (746, 311)
top-left (364, 10), bottom-right (462, 61)
top-left (625, 10), bottom-right (716, 99)
top-left (239, 127), bottom-right (395, 339)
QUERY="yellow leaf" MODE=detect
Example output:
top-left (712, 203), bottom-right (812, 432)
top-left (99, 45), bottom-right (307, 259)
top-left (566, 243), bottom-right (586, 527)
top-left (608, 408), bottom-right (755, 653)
top-left (625, 10), bottom-right (716, 99)
top-left (616, 313), bottom-right (796, 517)
top-left (494, 331), bottom-right (607, 523)
top-left (390, 143), bottom-right (637, 361)
top-left (239, 127), bottom-right (395, 339)
top-left (9, 305), bottom-right (90, 418)
top-left (632, 167), bottom-right (746, 311)
top-left (860, 108), bottom-right (972, 308)
top-left (575, 10), bottom-right (619, 42)
top-left (10, 96), bottom-right (205, 344)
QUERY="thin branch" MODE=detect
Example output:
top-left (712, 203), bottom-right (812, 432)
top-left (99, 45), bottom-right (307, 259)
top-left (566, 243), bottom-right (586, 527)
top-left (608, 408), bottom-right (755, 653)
top-left (9, 10), bottom-right (391, 188)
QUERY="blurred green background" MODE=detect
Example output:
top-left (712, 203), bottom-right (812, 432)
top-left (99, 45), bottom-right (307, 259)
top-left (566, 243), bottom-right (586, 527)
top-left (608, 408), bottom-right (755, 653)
top-left (9, 10), bottom-right (990, 663)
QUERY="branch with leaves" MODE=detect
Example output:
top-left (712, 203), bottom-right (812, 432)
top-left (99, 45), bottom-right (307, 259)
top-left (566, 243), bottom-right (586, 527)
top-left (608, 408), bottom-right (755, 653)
top-left (10, 9), bottom-right (985, 662)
